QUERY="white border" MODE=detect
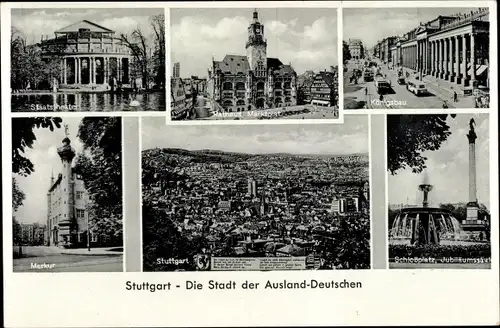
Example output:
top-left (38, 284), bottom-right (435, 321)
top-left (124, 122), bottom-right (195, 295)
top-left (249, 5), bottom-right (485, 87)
top-left (2, 1), bottom-right (499, 327)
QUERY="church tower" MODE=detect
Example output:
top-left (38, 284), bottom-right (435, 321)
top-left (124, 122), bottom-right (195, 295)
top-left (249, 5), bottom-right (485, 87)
top-left (246, 10), bottom-right (267, 76)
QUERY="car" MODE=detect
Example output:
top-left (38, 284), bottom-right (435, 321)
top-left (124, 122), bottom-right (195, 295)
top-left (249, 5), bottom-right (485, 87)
top-left (397, 77), bottom-right (405, 85)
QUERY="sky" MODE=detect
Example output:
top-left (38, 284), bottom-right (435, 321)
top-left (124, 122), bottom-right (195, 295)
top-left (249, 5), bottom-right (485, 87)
top-left (142, 115), bottom-right (367, 156)
top-left (13, 117), bottom-right (84, 225)
top-left (388, 114), bottom-right (490, 210)
top-left (11, 8), bottom-right (163, 46)
top-left (171, 8), bottom-right (338, 77)
top-left (344, 7), bottom-right (488, 50)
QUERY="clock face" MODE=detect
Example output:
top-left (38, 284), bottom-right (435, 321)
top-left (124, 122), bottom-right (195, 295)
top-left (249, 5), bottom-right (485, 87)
top-left (255, 28), bottom-right (260, 33)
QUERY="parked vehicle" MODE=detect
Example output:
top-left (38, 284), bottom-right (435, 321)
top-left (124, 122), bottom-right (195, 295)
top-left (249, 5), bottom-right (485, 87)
top-left (397, 77), bottom-right (405, 85)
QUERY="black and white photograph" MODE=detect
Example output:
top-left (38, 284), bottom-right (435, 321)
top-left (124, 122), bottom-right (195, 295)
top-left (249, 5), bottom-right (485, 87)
top-left (10, 8), bottom-right (166, 112)
top-left (141, 116), bottom-right (370, 271)
top-left (12, 117), bottom-right (123, 272)
top-left (388, 114), bottom-right (491, 269)
top-left (343, 7), bottom-right (490, 109)
top-left (170, 8), bottom-right (339, 121)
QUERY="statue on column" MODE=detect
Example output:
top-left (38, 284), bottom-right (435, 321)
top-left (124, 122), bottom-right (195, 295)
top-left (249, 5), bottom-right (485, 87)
top-left (469, 118), bottom-right (475, 132)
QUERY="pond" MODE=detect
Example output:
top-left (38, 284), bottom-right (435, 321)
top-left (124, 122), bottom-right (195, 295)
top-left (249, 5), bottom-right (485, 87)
top-left (11, 91), bottom-right (166, 112)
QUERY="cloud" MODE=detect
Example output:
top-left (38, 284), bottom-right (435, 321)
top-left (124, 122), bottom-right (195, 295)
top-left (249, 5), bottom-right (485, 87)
top-left (388, 114), bottom-right (490, 209)
top-left (171, 9), bottom-right (338, 77)
top-left (142, 115), bottom-right (368, 156)
top-left (344, 7), bottom-right (485, 49)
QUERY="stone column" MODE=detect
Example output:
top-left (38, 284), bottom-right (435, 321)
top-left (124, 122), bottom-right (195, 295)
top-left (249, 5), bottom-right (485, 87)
top-left (64, 58), bottom-right (67, 85)
top-left (465, 121), bottom-right (479, 223)
top-left (440, 39), bottom-right (445, 79)
top-left (470, 33), bottom-right (476, 86)
top-left (74, 58), bottom-right (78, 84)
top-left (455, 36), bottom-right (461, 84)
top-left (445, 38), bottom-right (450, 80)
top-left (435, 40), bottom-right (440, 77)
top-left (104, 57), bottom-right (108, 85)
top-left (462, 34), bottom-right (467, 85)
top-left (423, 41), bottom-right (427, 74)
top-left (78, 58), bottom-right (82, 84)
top-left (93, 57), bottom-right (97, 85)
top-left (431, 41), bottom-right (436, 75)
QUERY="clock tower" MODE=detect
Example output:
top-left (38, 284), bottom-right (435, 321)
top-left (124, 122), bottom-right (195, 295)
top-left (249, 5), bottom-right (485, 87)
top-left (246, 10), bottom-right (267, 76)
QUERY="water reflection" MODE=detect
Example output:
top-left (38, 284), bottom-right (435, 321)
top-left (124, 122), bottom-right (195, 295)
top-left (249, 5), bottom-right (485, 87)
top-left (11, 92), bottom-right (165, 112)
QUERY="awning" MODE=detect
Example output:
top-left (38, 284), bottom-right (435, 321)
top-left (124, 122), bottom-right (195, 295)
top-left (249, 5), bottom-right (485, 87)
top-left (468, 64), bottom-right (488, 76)
top-left (311, 99), bottom-right (330, 105)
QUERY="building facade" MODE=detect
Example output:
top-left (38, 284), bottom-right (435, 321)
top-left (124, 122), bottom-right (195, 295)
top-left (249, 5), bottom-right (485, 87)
top-left (207, 11), bottom-right (297, 112)
top-left (40, 20), bottom-right (134, 91)
top-left (173, 62), bottom-right (181, 78)
top-left (170, 78), bottom-right (188, 118)
top-left (46, 134), bottom-right (94, 248)
top-left (348, 39), bottom-right (364, 60)
top-left (20, 223), bottom-right (46, 246)
top-left (310, 70), bottom-right (338, 107)
top-left (390, 8), bottom-right (489, 91)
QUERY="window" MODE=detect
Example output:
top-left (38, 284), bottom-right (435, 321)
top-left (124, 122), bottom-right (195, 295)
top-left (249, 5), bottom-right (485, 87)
top-left (76, 191), bottom-right (84, 200)
top-left (91, 233), bottom-right (98, 242)
top-left (76, 209), bottom-right (85, 219)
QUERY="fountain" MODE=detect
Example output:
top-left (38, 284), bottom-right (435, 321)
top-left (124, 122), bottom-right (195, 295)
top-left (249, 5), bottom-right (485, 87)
top-left (389, 171), bottom-right (465, 245)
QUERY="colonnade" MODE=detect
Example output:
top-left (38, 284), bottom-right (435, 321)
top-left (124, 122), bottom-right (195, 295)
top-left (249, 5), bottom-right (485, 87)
top-left (399, 32), bottom-right (480, 86)
top-left (59, 56), bottom-right (130, 86)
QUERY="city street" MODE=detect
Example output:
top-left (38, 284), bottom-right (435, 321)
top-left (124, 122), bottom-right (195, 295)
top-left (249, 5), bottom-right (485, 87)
top-left (13, 254), bottom-right (123, 272)
top-left (344, 59), bottom-right (465, 109)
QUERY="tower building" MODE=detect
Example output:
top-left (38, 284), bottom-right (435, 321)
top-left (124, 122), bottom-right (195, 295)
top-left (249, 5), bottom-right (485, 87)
top-left (207, 10), bottom-right (298, 112)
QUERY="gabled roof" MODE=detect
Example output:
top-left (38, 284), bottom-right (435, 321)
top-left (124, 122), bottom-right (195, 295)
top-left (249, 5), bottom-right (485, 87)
top-left (215, 55), bottom-right (250, 74)
top-left (266, 57), bottom-right (284, 71)
top-left (316, 71), bottom-right (337, 87)
top-left (55, 20), bottom-right (114, 33)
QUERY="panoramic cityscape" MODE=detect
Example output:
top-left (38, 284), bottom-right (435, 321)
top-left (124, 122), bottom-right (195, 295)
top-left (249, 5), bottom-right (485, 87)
top-left (343, 7), bottom-right (490, 109)
top-left (10, 8), bottom-right (166, 112)
top-left (170, 8), bottom-right (339, 121)
top-left (12, 117), bottom-right (123, 272)
top-left (141, 116), bottom-right (370, 271)
top-left (387, 114), bottom-right (490, 269)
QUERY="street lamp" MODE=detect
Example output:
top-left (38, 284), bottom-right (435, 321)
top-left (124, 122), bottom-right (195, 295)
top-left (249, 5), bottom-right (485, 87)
top-left (87, 214), bottom-right (91, 252)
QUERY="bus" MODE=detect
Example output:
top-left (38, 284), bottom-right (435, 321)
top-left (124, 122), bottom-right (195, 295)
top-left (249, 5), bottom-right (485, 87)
top-left (406, 79), bottom-right (427, 96)
top-left (374, 76), bottom-right (391, 94)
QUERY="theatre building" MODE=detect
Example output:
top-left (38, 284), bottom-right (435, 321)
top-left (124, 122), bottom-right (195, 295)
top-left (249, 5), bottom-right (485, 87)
top-left (396, 8), bottom-right (490, 93)
top-left (207, 10), bottom-right (297, 112)
top-left (40, 20), bottom-right (134, 91)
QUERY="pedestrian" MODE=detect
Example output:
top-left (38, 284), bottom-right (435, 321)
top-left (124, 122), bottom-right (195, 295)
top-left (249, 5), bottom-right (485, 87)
top-left (442, 101), bottom-right (448, 109)
top-left (453, 91), bottom-right (458, 102)
top-left (365, 87), bottom-right (368, 95)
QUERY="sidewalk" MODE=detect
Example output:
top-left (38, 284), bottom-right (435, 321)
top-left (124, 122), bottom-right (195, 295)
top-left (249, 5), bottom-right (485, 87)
top-left (61, 247), bottom-right (123, 256)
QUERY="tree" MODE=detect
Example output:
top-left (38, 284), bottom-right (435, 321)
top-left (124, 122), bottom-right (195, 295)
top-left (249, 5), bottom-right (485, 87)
top-left (150, 14), bottom-right (165, 89)
top-left (12, 177), bottom-right (25, 212)
top-left (387, 114), bottom-right (456, 175)
top-left (11, 26), bottom-right (64, 90)
top-left (75, 117), bottom-right (123, 245)
top-left (343, 41), bottom-right (351, 62)
top-left (12, 117), bottom-right (63, 176)
top-left (13, 217), bottom-right (24, 247)
top-left (121, 29), bottom-right (150, 89)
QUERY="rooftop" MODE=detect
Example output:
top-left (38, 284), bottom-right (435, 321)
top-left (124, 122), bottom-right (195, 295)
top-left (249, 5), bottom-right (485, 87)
top-left (55, 20), bottom-right (114, 34)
